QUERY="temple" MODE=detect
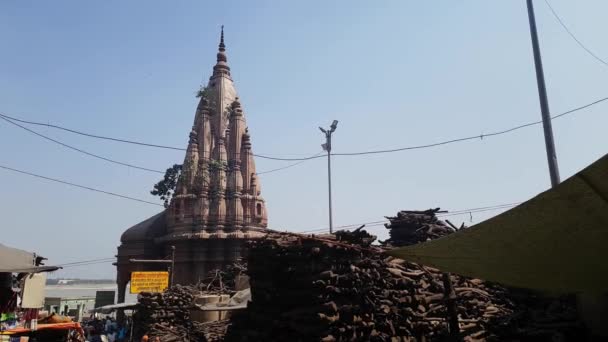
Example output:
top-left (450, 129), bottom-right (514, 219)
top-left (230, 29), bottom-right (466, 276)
top-left (115, 28), bottom-right (268, 303)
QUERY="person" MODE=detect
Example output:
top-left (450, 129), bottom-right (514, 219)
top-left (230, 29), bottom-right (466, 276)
top-left (107, 327), bottom-right (117, 342)
top-left (117, 323), bottom-right (127, 342)
top-left (89, 328), bottom-right (103, 342)
top-left (105, 317), bottom-right (112, 333)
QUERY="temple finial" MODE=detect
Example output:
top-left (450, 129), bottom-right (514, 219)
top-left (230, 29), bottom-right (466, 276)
top-left (219, 25), bottom-right (225, 51)
top-left (212, 25), bottom-right (230, 77)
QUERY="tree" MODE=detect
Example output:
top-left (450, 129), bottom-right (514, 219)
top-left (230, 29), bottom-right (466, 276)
top-left (151, 164), bottom-right (182, 208)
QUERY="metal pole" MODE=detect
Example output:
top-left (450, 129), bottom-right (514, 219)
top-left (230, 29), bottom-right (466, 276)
top-left (442, 272), bottom-right (461, 341)
top-left (170, 245), bottom-right (175, 287)
top-left (327, 132), bottom-right (334, 234)
top-left (320, 120), bottom-right (338, 234)
top-left (526, 0), bottom-right (560, 187)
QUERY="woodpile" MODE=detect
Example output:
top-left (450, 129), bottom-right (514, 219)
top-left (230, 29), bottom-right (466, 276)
top-left (335, 225), bottom-right (376, 247)
top-left (194, 320), bottom-right (231, 342)
top-left (382, 209), bottom-right (583, 341)
top-left (383, 208), bottom-right (460, 246)
top-left (133, 285), bottom-right (206, 342)
top-left (198, 262), bottom-right (247, 295)
top-left (132, 264), bottom-right (246, 341)
top-left (224, 232), bottom-right (516, 341)
top-left (129, 209), bottom-right (583, 341)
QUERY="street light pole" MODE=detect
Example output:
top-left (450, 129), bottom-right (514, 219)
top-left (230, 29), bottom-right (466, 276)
top-left (526, 0), bottom-right (560, 187)
top-left (320, 120), bottom-right (338, 234)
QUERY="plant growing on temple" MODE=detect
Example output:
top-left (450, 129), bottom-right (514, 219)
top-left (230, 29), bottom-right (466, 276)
top-left (151, 164), bottom-right (182, 208)
top-left (207, 159), bottom-right (227, 172)
top-left (196, 85), bottom-right (211, 99)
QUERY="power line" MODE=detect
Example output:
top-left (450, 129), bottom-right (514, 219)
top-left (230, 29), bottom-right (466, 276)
top-left (0, 113), bottom-right (316, 176)
top-left (333, 96), bottom-right (608, 157)
top-left (0, 164), bottom-right (164, 207)
top-left (297, 202), bottom-right (521, 234)
top-left (60, 260), bottom-right (116, 268)
top-left (57, 257), bottom-right (116, 267)
top-left (0, 112), bottom-right (314, 160)
top-left (0, 115), bottom-right (164, 174)
top-left (298, 220), bottom-right (385, 234)
top-left (436, 202), bottom-right (521, 216)
top-left (543, 0), bottom-right (608, 67)
top-left (2, 95), bottom-right (607, 162)
top-left (257, 152), bottom-right (324, 175)
top-left (0, 113), bottom-right (186, 151)
top-left (57, 203), bottom-right (521, 264)
top-left (0, 112), bottom-right (321, 163)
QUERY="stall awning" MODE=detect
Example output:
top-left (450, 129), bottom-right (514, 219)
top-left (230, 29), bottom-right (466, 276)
top-left (388, 153), bottom-right (608, 293)
top-left (91, 302), bottom-right (138, 313)
top-left (0, 322), bottom-right (84, 336)
top-left (0, 243), bottom-right (59, 273)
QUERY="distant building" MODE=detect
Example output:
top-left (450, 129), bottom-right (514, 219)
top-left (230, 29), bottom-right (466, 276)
top-left (44, 296), bottom-right (95, 321)
top-left (115, 28), bottom-right (268, 303)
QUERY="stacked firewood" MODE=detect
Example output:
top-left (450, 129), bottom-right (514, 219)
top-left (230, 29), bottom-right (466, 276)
top-left (194, 320), bottom-right (231, 342)
top-left (335, 225), bottom-right (376, 247)
top-left (224, 232), bottom-right (516, 341)
top-left (133, 285), bottom-right (205, 342)
top-left (384, 208), bottom-right (460, 246)
top-left (197, 262), bottom-right (247, 295)
top-left (383, 209), bottom-right (583, 341)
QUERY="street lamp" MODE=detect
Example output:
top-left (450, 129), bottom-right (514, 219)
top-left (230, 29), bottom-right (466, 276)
top-left (320, 120), bottom-right (338, 233)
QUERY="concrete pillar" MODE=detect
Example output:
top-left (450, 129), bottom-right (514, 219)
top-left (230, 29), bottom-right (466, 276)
top-left (116, 272), bottom-right (129, 324)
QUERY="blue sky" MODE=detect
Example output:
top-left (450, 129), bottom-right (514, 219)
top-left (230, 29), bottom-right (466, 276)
top-left (1, 0), bottom-right (606, 279)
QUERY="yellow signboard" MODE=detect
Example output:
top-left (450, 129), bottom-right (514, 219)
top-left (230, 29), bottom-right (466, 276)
top-left (130, 271), bottom-right (169, 294)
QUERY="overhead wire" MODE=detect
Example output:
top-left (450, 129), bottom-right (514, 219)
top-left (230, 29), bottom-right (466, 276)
top-left (0, 164), bottom-right (164, 207)
top-left (297, 202), bottom-right (520, 234)
top-left (0, 113), bottom-right (185, 151)
top-left (332, 96), bottom-right (608, 157)
top-left (57, 258), bottom-right (116, 267)
top-left (0, 115), bottom-right (164, 174)
top-left (60, 260), bottom-right (116, 268)
top-left (0, 113), bottom-right (321, 176)
top-left (1, 95), bottom-right (606, 209)
top-left (34, 202), bottom-right (523, 269)
top-left (257, 151), bottom-right (325, 175)
top-left (543, 0), bottom-right (608, 67)
top-left (0, 112), bottom-right (314, 160)
top-left (3, 94), bottom-right (607, 162)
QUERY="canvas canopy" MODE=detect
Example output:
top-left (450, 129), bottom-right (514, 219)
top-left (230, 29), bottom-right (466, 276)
top-left (91, 302), bottom-right (138, 314)
top-left (0, 243), bottom-right (58, 273)
top-left (388, 153), bottom-right (608, 293)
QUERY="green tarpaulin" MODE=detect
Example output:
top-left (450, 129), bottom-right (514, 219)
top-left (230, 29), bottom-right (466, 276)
top-left (388, 153), bottom-right (608, 293)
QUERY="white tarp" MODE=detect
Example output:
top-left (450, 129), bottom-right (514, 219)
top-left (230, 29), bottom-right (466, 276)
top-left (0, 243), bottom-right (59, 273)
top-left (0, 243), bottom-right (36, 272)
top-left (21, 273), bottom-right (47, 308)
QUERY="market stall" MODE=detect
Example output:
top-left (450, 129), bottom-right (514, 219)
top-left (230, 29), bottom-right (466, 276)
top-left (0, 322), bottom-right (85, 341)
top-left (0, 243), bottom-right (61, 340)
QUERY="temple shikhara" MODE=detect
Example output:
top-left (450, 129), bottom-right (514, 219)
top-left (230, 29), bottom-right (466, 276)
top-left (115, 29), bottom-right (268, 302)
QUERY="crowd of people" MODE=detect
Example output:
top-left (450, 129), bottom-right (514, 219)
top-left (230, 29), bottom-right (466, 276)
top-left (82, 316), bottom-right (129, 342)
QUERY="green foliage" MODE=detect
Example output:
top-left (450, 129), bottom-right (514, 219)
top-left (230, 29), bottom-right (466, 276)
top-left (150, 164), bottom-right (182, 208)
top-left (207, 159), bottom-right (227, 171)
top-left (196, 85), bottom-right (211, 99)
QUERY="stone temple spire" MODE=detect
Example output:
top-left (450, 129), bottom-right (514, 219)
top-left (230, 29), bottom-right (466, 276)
top-left (117, 30), bottom-right (268, 289)
top-left (166, 27), bottom-right (267, 237)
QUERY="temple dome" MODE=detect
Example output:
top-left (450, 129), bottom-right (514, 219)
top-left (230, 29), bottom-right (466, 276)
top-left (120, 211), bottom-right (167, 243)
